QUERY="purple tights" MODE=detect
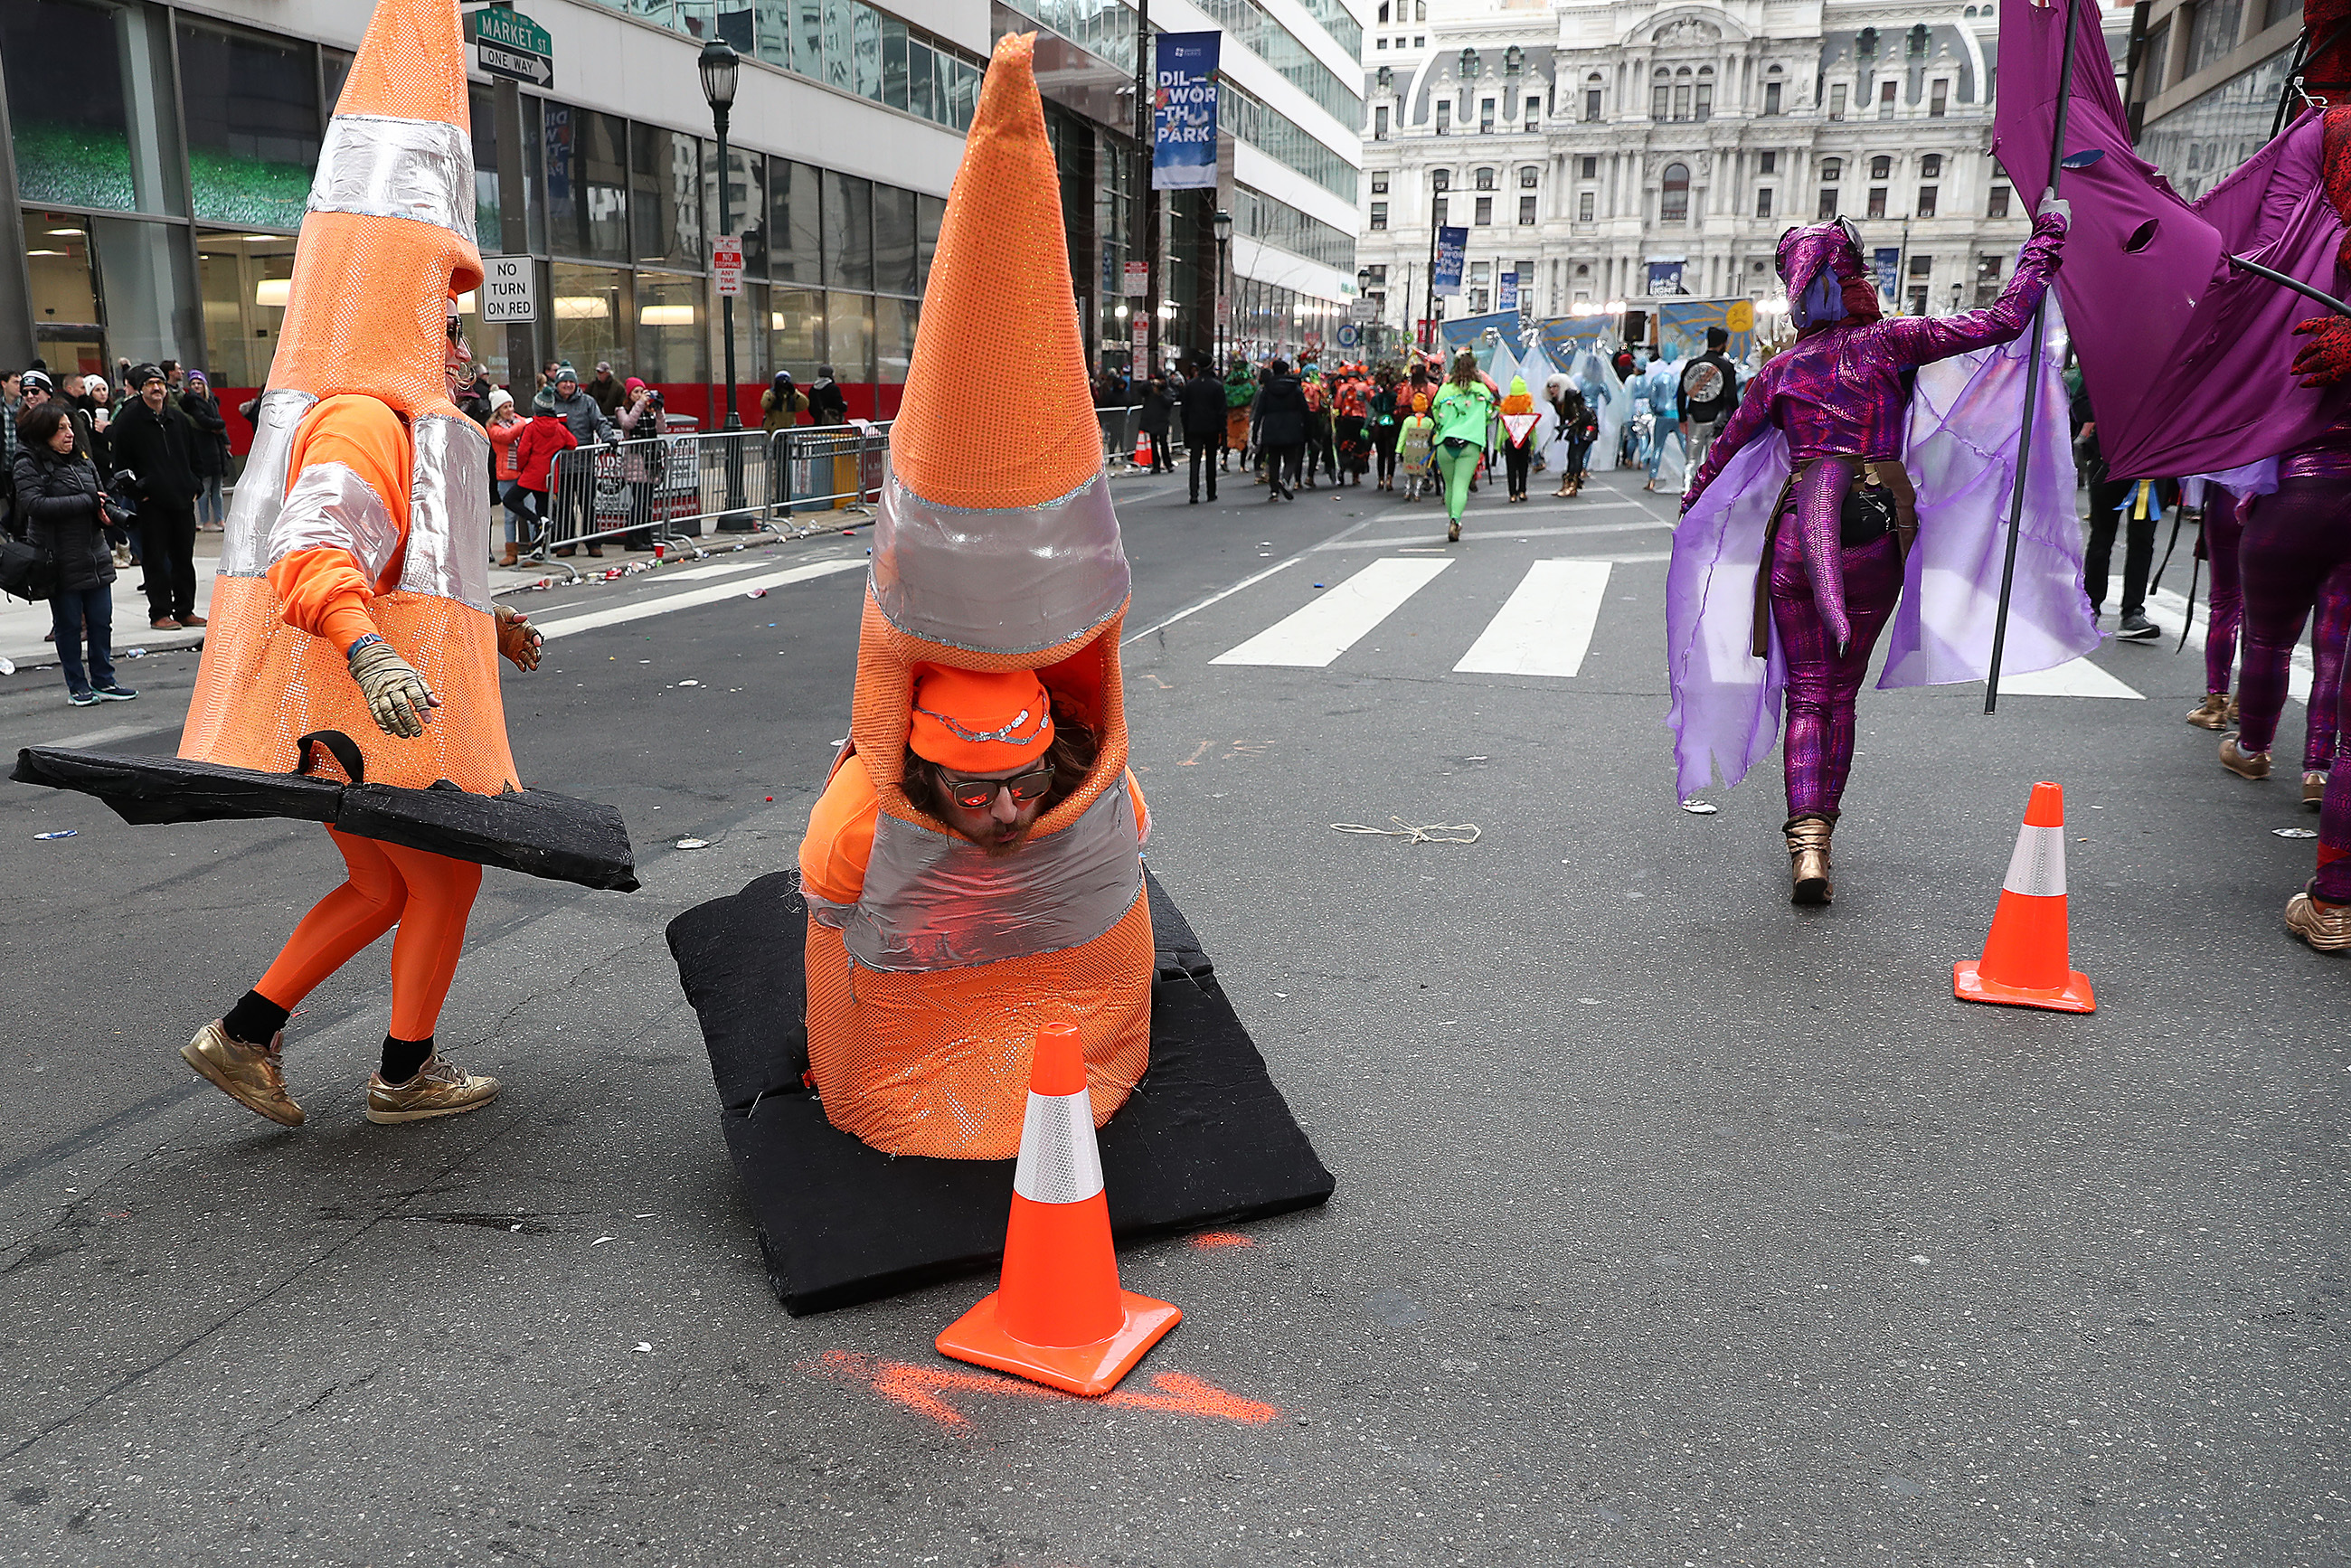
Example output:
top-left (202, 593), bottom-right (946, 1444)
top-left (2320, 622), bottom-right (2351, 902)
top-left (1770, 518), bottom-right (1904, 821)
top-left (2202, 496), bottom-right (2243, 698)
top-left (2237, 478), bottom-right (2351, 769)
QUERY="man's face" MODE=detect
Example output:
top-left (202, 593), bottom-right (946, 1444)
top-left (3, 374), bottom-right (17, 401)
top-left (929, 760), bottom-right (1048, 857)
top-left (61, 375), bottom-right (84, 398)
top-left (140, 378), bottom-right (165, 411)
top-left (24, 386), bottom-right (48, 409)
top-left (557, 377), bottom-right (578, 400)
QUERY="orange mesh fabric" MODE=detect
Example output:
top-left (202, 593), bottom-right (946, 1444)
top-left (886, 33), bottom-right (1097, 510)
top-left (270, 211), bottom-right (479, 417)
top-left (334, 0), bottom-right (470, 124)
top-left (803, 894), bottom-right (1155, 1159)
top-left (182, 574), bottom-right (518, 793)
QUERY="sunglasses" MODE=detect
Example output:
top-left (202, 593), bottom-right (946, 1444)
top-left (941, 767), bottom-right (1054, 811)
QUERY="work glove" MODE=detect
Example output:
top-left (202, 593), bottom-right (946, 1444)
top-left (346, 637), bottom-right (439, 739)
top-left (2035, 188), bottom-right (2072, 227)
top-left (494, 603), bottom-right (543, 671)
top-left (2292, 314), bottom-right (2351, 387)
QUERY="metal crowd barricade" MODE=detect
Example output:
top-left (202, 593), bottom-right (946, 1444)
top-left (1096, 403), bottom-right (1144, 469)
top-left (529, 424), bottom-right (892, 564)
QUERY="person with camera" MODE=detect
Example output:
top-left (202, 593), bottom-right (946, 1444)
top-left (110, 364), bottom-right (205, 629)
top-left (11, 401), bottom-right (136, 706)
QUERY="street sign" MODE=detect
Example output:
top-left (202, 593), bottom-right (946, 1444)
top-left (1348, 297), bottom-right (1376, 321)
top-left (1335, 324), bottom-right (1359, 349)
top-left (713, 236), bottom-right (744, 298)
top-left (468, 9), bottom-right (552, 87)
top-left (1123, 261), bottom-right (1148, 298)
top-left (479, 254), bottom-right (536, 323)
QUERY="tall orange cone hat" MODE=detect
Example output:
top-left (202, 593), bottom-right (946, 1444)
top-left (269, 0), bottom-right (484, 419)
top-left (798, 33), bottom-right (1155, 1162)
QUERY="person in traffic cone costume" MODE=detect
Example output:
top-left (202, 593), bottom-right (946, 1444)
top-left (175, 0), bottom-right (543, 1129)
top-left (797, 33), bottom-right (1153, 1161)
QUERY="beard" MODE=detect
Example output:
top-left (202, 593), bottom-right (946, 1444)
top-left (977, 820), bottom-right (1033, 858)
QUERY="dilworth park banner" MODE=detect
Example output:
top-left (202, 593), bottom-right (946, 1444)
top-left (1151, 33), bottom-right (1219, 191)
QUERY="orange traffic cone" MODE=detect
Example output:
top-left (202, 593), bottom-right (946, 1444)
top-left (1132, 428), bottom-right (1152, 466)
top-left (936, 1022), bottom-right (1180, 1396)
top-left (1952, 780), bottom-right (2095, 1013)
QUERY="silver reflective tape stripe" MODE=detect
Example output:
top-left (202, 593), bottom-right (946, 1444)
top-left (1011, 1089), bottom-right (1105, 1204)
top-left (400, 414), bottom-right (494, 610)
top-left (2002, 824), bottom-right (2067, 898)
top-left (218, 390), bottom-right (319, 579)
top-left (307, 114), bottom-right (477, 241)
top-left (270, 461), bottom-right (401, 581)
top-left (803, 892), bottom-right (854, 930)
top-left (872, 466), bottom-right (1130, 656)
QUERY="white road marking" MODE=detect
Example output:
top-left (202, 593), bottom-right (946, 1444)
top-left (1315, 513), bottom-right (1659, 553)
top-left (2145, 584), bottom-right (2313, 703)
top-left (645, 558), bottom-right (769, 582)
top-left (1998, 657), bottom-right (2146, 700)
top-left (534, 559), bottom-right (864, 641)
top-left (1454, 560), bottom-right (1613, 678)
top-left (24, 721), bottom-right (178, 751)
top-left (1210, 557), bottom-right (1452, 668)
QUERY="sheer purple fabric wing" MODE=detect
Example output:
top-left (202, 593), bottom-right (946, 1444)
top-left (1880, 320), bottom-right (2100, 688)
top-left (1665, 429), bottom-right (1790, 798)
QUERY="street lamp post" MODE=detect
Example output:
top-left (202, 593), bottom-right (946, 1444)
top-left (1355, 267), bottom-right (1371, 360)
top-left (699, 37), bottom-right (749, 526)
top-left (1213, 208), bottom-right (1232, 369)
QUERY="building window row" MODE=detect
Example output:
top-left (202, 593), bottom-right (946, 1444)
top-left (741, 0), bottom-right (985, 134)
top-left (1232, 183), bottom-right (1355, 271)
top-left (1187, 0), bottom-right (1364, 127)
top-left (1223, 79), bottom-right (1358, 202)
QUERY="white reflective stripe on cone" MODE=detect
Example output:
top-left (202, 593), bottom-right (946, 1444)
top-left (2001, 824), bottom-right (2067, 899)
top-left (1011, 1089), bottom-right (1105, 1205)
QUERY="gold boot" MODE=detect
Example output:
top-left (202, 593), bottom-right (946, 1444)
top-left (1784, 816), bottom-right (1834, 906)
top-left (2286, 888), bottom-right (2351, 952)
top-left (2186, 692), bottom-right (2230, 730)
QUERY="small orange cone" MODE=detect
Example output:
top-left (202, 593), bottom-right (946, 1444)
top-left (1132, 428), bottom-right (1152, 466)
top-left (1953, 781), bottom-right (2095, 1013)
top-left (936, 1022), bottom-right (1180, 1396)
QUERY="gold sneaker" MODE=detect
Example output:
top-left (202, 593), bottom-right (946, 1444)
top-left (365, 1054), bottom-right (501, 1125)
top-left (182, 1021), bottom-right (303, 1127)
top-left (2221, 735), bottom-right (2272, 780)
top-left (2286, 890), bottom-right (2351, 952)
top-left (2306, 771), bottom-right (2329, 811)
top-left (2186, 693), bottom-right (2230, 731)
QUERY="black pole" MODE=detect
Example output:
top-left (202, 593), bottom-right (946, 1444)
top-left (1984, 0), bottom-right (2082, 714)
top-left (1423, 189), bottom-right (1440, 358)
top-left (715, 100), bottom-right (750, 526)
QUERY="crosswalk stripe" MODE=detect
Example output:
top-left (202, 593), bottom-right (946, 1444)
top-left (534, 558), bottom-right (864, 641)
top-left (1999, 657), bottom-right (2145, 699)
top-left (2145, 585), bottom-right (2313, 702)
top-left (1453, 560), bottom-right (1612, 678)
top-left (1210, 557), bottom-right (1451, 667)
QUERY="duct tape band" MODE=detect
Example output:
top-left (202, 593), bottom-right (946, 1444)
top-left (220, 390), bottom-right (321, 579)
top-left (308, 114), bottom-right (478, 241)
top-left (401, 414), bottom-right (495, 610)
top-left (271, 461), bottom-right (401, 583)
top-left (1012, 1089), bottom-right (1105, 1204)
top-left (2001, 824), bottom-right (2067, 899)
top-left (871, 466), bottom-right (1130, 656)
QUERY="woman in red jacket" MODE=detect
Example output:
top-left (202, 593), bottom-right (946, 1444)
top-left (510, 407), bottom-right (576, 560)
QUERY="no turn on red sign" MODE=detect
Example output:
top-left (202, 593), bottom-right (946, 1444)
top-left (713, 237), bottom-right (744, 298)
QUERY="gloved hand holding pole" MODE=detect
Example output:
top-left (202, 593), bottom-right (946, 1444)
top-left (347, 636), bottom-right (439, 739)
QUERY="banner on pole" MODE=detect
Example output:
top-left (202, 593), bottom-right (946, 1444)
top-left (1497, 269), bottom-right (1519, 314)
top-left (1432, 226), bottom-right (1468, 297)
top-left (1152, 33), bottom-right (1220, 191)
top-left (1874, 247), bottom-right (1901, 299)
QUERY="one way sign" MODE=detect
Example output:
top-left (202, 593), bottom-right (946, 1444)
top-left (476, 37), bottom-right (552, 87)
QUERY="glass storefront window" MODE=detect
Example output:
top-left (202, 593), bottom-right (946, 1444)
top-left (544, 104), bottom-right (630, 261)
top-left (874, 295), bottom-right (917, 413)
top-left (176, 18), bottom-right (320, 231)
top-left (822, 0), bottom-right (855, 92)
top-left (552, 261), bottom-right (633, 378)
top-left (770, 286), bottom-right (825, 380)
top-left (883, 17), bottom-right (910, 110)
top-left (853, 2), bottom-right (883, 99)
top-left (909, 39), bottom-right (934, 119)
top-left (22, 211), bottom-right (103, 373)
top-left (916, 194), bottom-right (945, 293)
top-left (468, 84), bottom-right (502, 252)
top-left (770, 161), bottom-right (823, 284)
top-left (705, 147), bottom-right (766, 275)
top-left (631, 125), bottom-right (703, 270)
top-left (195, 232), bottom-right (297, 390)
top-left (873, 184), bottom-right (917, 296)
top-left (91, 215), bottom-right (198, 371)
top-left (5, 0), bottom-right (184, 216)
top-left (718, 279), bottom-right (767, 404)
top-left (826, 290), bottom-right (874, 383)
top-left (636, 272), bottom-right (705, 385)
top-left (823, 171), bottom-right (873, 290)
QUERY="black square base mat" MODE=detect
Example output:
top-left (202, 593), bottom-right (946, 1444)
top-left (666, 868), bottom-right (1335, 1316)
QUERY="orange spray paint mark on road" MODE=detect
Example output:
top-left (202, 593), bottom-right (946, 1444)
top-left (804, 1349), bottom-right (1278, 1429)
top-left (1177, 740), bottom-right (1213, 767)
top-left (1186, 1231), bottom-right (1255, 1250)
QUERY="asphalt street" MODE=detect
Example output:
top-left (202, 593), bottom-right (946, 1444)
top-left (0, 457), bottom-right (2344, 1567)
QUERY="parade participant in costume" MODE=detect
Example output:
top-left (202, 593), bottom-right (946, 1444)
top-left (1498, 376), bottom-right (1537, 502)
top-left (1549, 374), bottom-right (1596, 497)
top-left (1398, 392), bottom-right (1436, 502)
top-left (795, 33), bottom-right (1155, 1159)
top-left (1335, 371), bottom-right (1370, 486)
top-left (1669, 204), bottom-right (2090, 902)
top-left (1369, 366), bottom-right (1402, 491)
top-left (170, 0), bottom-right (555, 1125)
top-left (1430, 352), bottom-right (1495, 542)
top-left (2186, 482), bottom-right (2253, 733)
top-left (1223, 356), bottom-right (1255, 471)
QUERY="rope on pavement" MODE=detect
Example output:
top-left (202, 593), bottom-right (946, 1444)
top-left (1330, 817), bottom-right (1481, 845)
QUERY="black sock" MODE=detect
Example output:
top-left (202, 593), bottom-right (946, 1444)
top-left (222, 990), bottom-right (289, 1046)
top-left (380, 1034), bottom-right (434, 1083)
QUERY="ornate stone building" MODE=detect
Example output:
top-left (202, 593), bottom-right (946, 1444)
top-left (1354, 0), bottom-right (2129, 337)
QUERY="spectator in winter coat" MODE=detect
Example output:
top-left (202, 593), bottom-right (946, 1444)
top-left (14, 401), bottom-right (135, 705)
top-left (179, 372), bottom-right (231, 527)
top-left (586, 361), bottom-right (627, 418)
top-left (486, 389), bottom-right (531, 565)
top-left (1251, 360), bottom-right (1308, 501)
top-left (540, 364), bottom-right (615, 448)
top-left (807, 365), bottom-right (849, 426)
top-left (761, 371), bottom-right (807, 433)
top-left (1139, 374), bottom-right (1173, 473)
top-left (513, 407), bottom-right (578, 557)
top-left (110, 364), bottom-right (204, 629)
top-left (1176, 363), bottom-right (1225, 503)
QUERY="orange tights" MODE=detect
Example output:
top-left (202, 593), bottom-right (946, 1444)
top-left (254, 829), bottom-right (483, 1041)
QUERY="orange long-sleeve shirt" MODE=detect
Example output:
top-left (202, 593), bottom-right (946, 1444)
top-left (264, 394), bottom-right (412, 656)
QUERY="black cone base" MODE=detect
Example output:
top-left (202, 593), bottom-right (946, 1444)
top-left (665, 868), bottom-right (1335, 1316)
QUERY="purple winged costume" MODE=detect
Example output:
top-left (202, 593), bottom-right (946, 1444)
top-left (1665, 213), bottom-right (2098, 815)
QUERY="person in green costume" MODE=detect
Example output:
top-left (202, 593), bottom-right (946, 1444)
top-left (1430, 350), bottom-right (1497, 543)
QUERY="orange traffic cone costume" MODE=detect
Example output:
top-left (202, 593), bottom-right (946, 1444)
top-left (1953, 781), bottom-right (2095, 1013)
top-left (171, 0), bottom-right (536, 1126)
top-left (937, 1023), bottom-right (1180, 1394)
top-left (797, 33), bottom-right (1153, 1160)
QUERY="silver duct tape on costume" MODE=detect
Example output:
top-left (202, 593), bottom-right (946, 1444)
top-left (842, 784), bottom-right (1143, 972)
top-left (218, 391), bottom-right (321, 581)
top-left (270, 461), bottom-right (401, 582)
top-left (307, 114), bottom-right (478, 241)
top-left (401, 413), bottom-right (495, 609)
top-left (871, 465), bottom-right (1130, 656)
